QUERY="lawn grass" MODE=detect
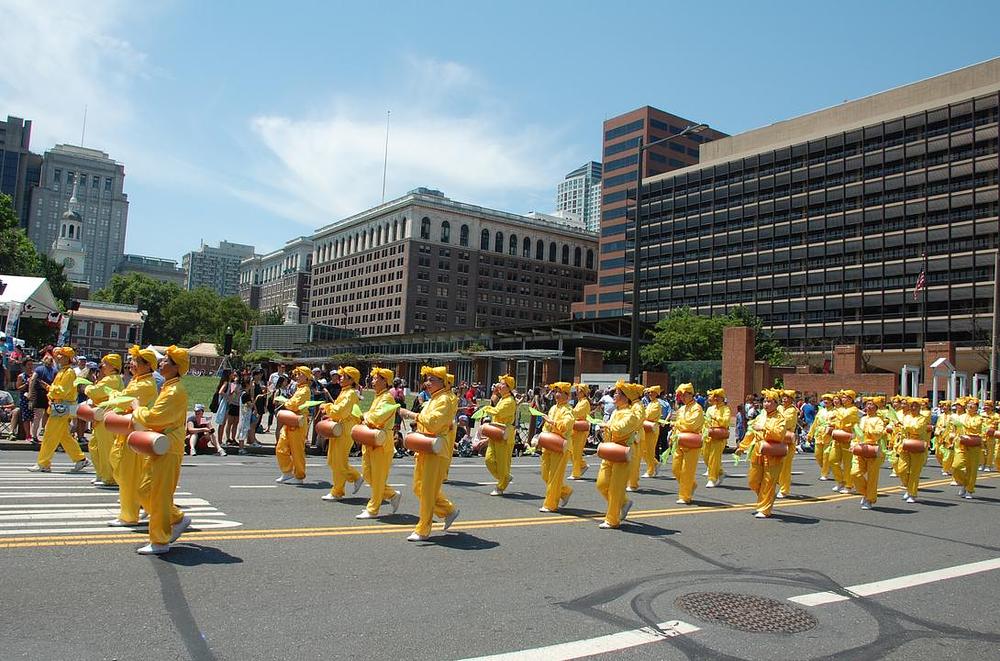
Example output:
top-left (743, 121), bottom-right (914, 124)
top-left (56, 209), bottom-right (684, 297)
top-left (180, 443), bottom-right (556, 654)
top-left (182, 375), bottom-right (220, 408)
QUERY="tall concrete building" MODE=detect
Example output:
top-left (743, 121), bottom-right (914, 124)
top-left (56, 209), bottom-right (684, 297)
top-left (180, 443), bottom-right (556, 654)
top-left (556, 162), bottom-right (603, 232)
top-left (181, 240), bottom-right (256, 296)
top-left (572, 106), bottom-right (727, 319)
top-left (630, 58), bottom-right (1000, 374)
top-left (0, 115), bottom-right (42, 227)
top-left (27, 144), bottom-right (129, 290)
top-left (238, 236), bottom-right (313, 322)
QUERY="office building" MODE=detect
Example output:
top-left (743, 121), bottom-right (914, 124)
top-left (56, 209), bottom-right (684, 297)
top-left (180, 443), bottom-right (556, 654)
top-left (115, 254), bottom-right (186, 286)
top-left (630, 58), bottom-right (1000, 369)
top-left (308, 188), bottom-right (597, 336)
top-left (27, 144), bottom-right (129, 290)
top-left (182, 240), bottom-right (256, 296)
top-left (571, 106), bottom-right (727, 319)
top-left (238, 236), bottom-right (313, 322)
top-left (556, 162), bottom-right (603, 232)
top-left (0, 115), bottom-right (41, 227)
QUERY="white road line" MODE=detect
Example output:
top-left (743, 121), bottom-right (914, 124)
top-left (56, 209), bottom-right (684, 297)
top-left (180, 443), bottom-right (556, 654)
top-left (229, 485), bottom-right (277, 489)
top-left (0, 507), bottom-right (223, 522)
top-left (789, 557), bottom-right (1000, 606)
top-left (0, 491), bottom-right (192, 499)
top-left (461, 620), bottom-right (700, 661)
top-left (0, 519), bottom-right (243, 536)
top-left (0, 497), bottom-right (213, 510)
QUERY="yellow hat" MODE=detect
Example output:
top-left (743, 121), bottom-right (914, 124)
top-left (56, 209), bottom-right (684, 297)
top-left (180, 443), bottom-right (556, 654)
top-left (783, 390), bottom-right (797, 399)
top-left (615, 380), bottom-right (644, 402)
top-left (862, 396), bottom-right (885, 407)
top-left (820, 393), bottom-right (834, 401)
top-left (101, 353), bottom-right (122, 371)
top-left (675, 382), bottom-right (694, 395)
top-left (53, 346), bottom-right (76, 361)
top-left (966, 397), bottom-right (979, 406)
top-left (645, 385), bottom-right (663, 397)
top-left (707, 388), bottom-right (725, 399)
top-left (128, 345), bottom-right (158, 371)
top-left (762, 388), bottom-right (779, 400)
top-left (370, 366), bottom-right (394, 383)
top-left (337, 365), bottom-right (361, 384)
top-left (548, 382), bottom-right (572, 395)
top-left (841, 389), bottom-right (857, 400)
top-left (420, 365), bottom-right (454, 387)
top-left (575, 383), bottom-right (590, 396)
top-left (498, 374), bottom-right (515, 391)
top-left (939, 399), bottom-right (951, 407)
top-left (164, 345), bottom-right (189, 376)
top-left (292, 365), bottom-right (313, 381)
top-left (984, 400), bottom-right (995, 408)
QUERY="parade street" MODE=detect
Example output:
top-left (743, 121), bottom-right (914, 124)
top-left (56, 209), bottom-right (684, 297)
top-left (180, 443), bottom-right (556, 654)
top-left (1, 450), bottom-right (997, 661)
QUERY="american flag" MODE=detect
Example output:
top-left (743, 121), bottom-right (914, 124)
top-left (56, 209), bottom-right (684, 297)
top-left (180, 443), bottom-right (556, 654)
top-left (913, 270), bottom-right (926, 301)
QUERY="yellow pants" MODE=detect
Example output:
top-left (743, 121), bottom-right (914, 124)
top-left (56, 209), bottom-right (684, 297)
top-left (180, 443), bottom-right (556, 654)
top-left (935, 442), bottom-right (953, 474)
top-left (703, 438), bottom-right (726, 482)
top-left (829, 442), bottom-right (853, 487)
top-left (748, 457), bottom-right (782, 516)
top-left (952, 444), bottom-right (982, 493)
top-left (137, 453), bottom-right (184, 546)
top-left (983, 436), bottom-right (996, 469)
top-left (641, 428), bottom-right (659, 477)
top-left (89, 421), bottom-right (116, 484)
top-left (596, 458), bottom-right (629, 527)
top-left (570, 429), bottom-right (588, 478)
top-left (540, 448), bottom-right (571, 511)
top-left (36, 414), bottom-right (85, 468)
top-left (897, 449), bottom-right (927, 497)
top-left (111, 437), bottom-right (144, 523)
top-left (484, 436), bottom-right (513, 491)
top-left (626, 439), bottom-right (643, 489)
top-left (275, 425), bottom-right (306, 479)
top-left (850, 453), bottom-right (882, 503)
top-left (672, 446), bottom-right (699, 502)
top-left (327, 432), bottom-right (361, 498)
top-left (361, 443), bottom-right (397, 515)
top-left (814, 440), bottom-right (831, 478)
top-left (412, 450), bottom-right (455, 537)
top-left (778, 447), bottom-right (794, 495)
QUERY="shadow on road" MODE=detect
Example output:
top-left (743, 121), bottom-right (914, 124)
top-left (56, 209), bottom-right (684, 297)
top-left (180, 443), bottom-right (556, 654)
top-left (377, 513), bottom-right (420, 525)
top-left (424, 531), bottom-right (499, 550)
top-left (771, 511), bottom-right (820, 524)
top-left (621, 520), bottom-right (678, 536)
top-left (870, 506), bottom-right (917, 515)
top-left (159, 544), bottom-right (244, 567)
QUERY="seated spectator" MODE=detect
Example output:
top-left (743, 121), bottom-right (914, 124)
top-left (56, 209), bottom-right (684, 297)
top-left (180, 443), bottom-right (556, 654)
top-left (187, 404), bottom-right (224, 456)
top-left (0, 389), bottom-right (14, 428)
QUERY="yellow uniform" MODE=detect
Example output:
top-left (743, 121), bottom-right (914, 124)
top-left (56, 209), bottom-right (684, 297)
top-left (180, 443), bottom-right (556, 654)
top-left (640, 400), bottom-right (662, 478)
top-left (626, 401), bottom-right (646, 490)
top-left (738, 411), bottom-right (786, 517)
top-left (897, 411), bottom-right (930, 499)
top-left (360, 389), bottom-right (399, 515)
top-left (807, 406), bottom-right (834, 479)
top-left (831, 404), bottom-right (859, 491)
top-left (596, 405), bottom-right (641, 527)
top-left (953, 410), bottom-right (985, 495)
top-left (933, 410), bottom-right (954, 474)
top-left (110, 373), bottom-right (158, 523)
top-left (982, 409), bottom-right (997, 471)
top-left (851, 414), bottom-right (884, 506)
top-left (702, 403), bottom-right (731, 485)
top-left (569, 398), bottom-right (591, 479)
top-left (85, 373), bottom-right (124, 485)
top-left (540, 402), bottom-right (575, 511)
top-left (275, 384), bottom-right (310, 480)
top-left (484, 394), bottom-right (517, 492)
top-left (134, 377), bottom-right (188, 546)
top-left (411, 388), bottom-right (458, 538)
top-left (35, 367), bottom-right (87, 468)
top-left (322, 388), bottom-right (362, 497)
top-left (777, 404), bottom-right (798, 496)
top-left (672, 401), bottom-right (705, 503)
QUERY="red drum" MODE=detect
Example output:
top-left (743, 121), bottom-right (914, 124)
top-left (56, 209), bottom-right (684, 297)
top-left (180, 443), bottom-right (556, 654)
top-left (127, 430), bottom-right (170, 456)
top-left (831, 429), bottom-right (854, 443)
top-left (315, 419), bottom-right (342, 439)
top-left (537, 432), bottom-right (567, 453)
top-left (76, 402), bottom-right (96, 423)
top-left (351, 425), bottom-right (385, 447)
top-left (677, 431), bottom-right (703, 449)
top-left (597, 442), bottom-right (631, 463)
top-left (277, 409), bottom-right (303, 429)
top-left (404, 432), bottom-right (443, 454)
top-left (573, 419), bottom-right (591, 432)
top-left (104, 412), bottom-right (134, 436)
top-left (960, 434), bottom-right (982, 447)
top-left (480, 423), bottom-right (506, 442)
top-left (759, 441), bottom-right (788, 457)
top-left (902, 438), bottom-right (928, 453)
top-left (708, 427), bottom-right (729, 440)
top-left (642, 420), bottom-right (658, 433)
top-left (852, 443), bottom-right (878, 458)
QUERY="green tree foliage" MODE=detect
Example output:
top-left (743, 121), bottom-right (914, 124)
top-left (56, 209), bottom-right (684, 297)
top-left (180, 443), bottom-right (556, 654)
top-left (0, 194), bottom-right (41, 277)
top-left (93, 273), bottom-right (183, 345)
top-left (259, 307), bottom-right (285, 325)
top-left (641, 306), bottom-right (789, 367)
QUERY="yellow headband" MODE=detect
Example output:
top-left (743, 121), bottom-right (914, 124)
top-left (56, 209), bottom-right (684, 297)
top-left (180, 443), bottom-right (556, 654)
top-left (421, 365), bottom-right (454, 388)
top-left (292, 365), bottom-right (313, 381)
top-left (707, 388), bottom-right (725, 399)
top-left (675, 382), bottom-right (694, 395)
top-left (548, 382), bottom-right (572, 395)
top-left (128, 345), bottom-right (158, 370)
top-left (53, 346), bottom-right (76, 361)
top-left (337, 365), bottom-right (361, 384)
top-left (498, 374), bottom-right (515, 391)
top-left (101, 353), bottom-right (122, 371)
top-left (164, 345), bottom-right (189, 376)
top-left (645, 385), bottom-right (663, 397)
top-left (616, 380), bottom-right (644, 402)
top-left (575, 383), bottom-right (590, 396)
top-left (370, 367), bottom-right (394, 383)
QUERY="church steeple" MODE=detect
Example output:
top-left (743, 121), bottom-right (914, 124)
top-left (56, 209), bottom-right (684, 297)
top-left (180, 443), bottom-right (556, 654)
top-left (52, 173), bottom-right (87, 284)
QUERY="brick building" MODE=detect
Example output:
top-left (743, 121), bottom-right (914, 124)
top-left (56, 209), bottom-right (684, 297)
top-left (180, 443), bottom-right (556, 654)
top-left (71, 301), bottom-right (145, 359)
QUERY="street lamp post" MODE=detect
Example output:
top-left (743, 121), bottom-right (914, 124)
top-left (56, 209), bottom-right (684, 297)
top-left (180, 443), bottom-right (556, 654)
top-left (629, 123), bottom-right (710, 382)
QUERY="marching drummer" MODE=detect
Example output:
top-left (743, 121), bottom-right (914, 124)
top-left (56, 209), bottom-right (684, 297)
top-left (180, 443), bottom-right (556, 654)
top-left (320, 366), bottom-right (363, 501)
top-left (84, 353), bottom-right (125, 487)
top-left (354, 367), bottom-right (401, 518)
top-left (274, 366), bottom-right (312, 485)
top-left (852, 396), bottom-right (886, 510)
top-left (29, 346), bottom-right (90, 473)
top-left (538, 382), bottom-right (575, 513)
top-left (595, 380), bottom-right (643, 529)
top-left (568, 383), bottom-right (591, 480)
top-left (671, 383), bottom-right (704, 505)
top-left (735, 389), bottom-right (787, 518)
top-left (702, 388), bottom-right (731, 488)
top-left (483, 374), bottom-right (517, 496)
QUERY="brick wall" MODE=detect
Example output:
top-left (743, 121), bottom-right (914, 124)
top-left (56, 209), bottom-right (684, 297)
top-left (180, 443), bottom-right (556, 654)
top-left (784, 373), bottom-right (896, 396)
top-left (722, 326), bottom-right (754, 408)
top-left (574, 348), bottom-right (604, 380)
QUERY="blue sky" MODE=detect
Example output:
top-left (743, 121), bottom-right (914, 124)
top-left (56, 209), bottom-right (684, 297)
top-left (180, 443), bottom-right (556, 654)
top-left (3, 0), bottom-right (999, 262)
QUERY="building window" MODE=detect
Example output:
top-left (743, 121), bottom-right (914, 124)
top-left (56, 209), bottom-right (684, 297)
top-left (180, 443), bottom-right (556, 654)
top-left (459, 224), bottom-right (469, 247)
top-left (586, 249), bottom-right (594, 270)
top-left (480, 229), bottom-right (490, 250)
top-left (420, 217), bottom-right (431, 240)
top-left (561, 245), bottom-right (569, 265)
top-left (440, 220), bottom-right (450, 243)
top-left (93, 322), bottom-right (104, 338)
top-left (92, 175), bottom-right (100, 189)
top-left (53, 168), bottom-right (61, 184)
top-left (548, 242), bottom-right (556, 262)
top-left (536, 239), bottom-right (544, 261)
top-left (522, 236), bottom-right (531, 258)
top-left (574, 246), bottom-right (582, 267)
top-left (109, 324), bottom-right (119, 339)
top-left (508, 234), bottom-right (517, 256)
top-left (494, 231), bottom-right (503, 253)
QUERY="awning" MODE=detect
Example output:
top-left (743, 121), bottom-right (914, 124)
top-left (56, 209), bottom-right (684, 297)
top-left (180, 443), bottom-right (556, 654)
top-left (0, 276), bottom-right (60, 318)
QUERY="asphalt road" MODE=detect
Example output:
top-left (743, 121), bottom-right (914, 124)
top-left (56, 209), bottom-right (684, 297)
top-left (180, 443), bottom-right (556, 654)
top-left (0, 447), bottom-right (997, 661)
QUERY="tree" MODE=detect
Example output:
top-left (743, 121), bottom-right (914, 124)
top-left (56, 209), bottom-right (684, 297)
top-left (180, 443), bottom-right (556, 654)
top-left (641, 306), bottom-right (789, 368)
top-left (723, 306), bottom-right (789, 366)
top-left (259, 307), bottom-right (284, 325)
top-left (0, 194), bottom-right (41, 277)
top-left (37, 253), bottom-right (73, 306)
top-left (93, 273), bottom-right (183, 345)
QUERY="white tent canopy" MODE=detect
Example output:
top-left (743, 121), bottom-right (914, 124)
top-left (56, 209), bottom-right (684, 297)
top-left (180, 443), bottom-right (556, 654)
top-left (0, 275), bottom-right (61, 318)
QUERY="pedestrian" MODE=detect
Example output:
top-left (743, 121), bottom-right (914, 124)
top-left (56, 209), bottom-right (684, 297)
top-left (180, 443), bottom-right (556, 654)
top-left (594, 381), bottom-right (643, 529)
top-left (568, 383), bottom-right (591, 480)
top-left (703, 388), bottom-right (732, 488)
top-left (895, 396), bottom-right (930, 502)
top-left (28, 347), bottom-right (89, 473)
top-left (952, 397), bottom-right (984, 499)
top-left (776, 389), bottom-right (799, 499)
top-left (14, 357), bottom-right (34, 441)
top-left (735, 389), bottom-right (786, 519)
top-left (319, 366), bottom-right (363, 500)
top-left (354, 367), bottom-right (402, 518)
top-left (538, 382), bottom-right (575, 513)
top-left (84, 353), bottom-right (125, 486)
top-left (670, 383), bottom-right (704, 505)
top-left (830, 390), bottom-right (859, 494)
top-left (483, 374), bottom-right (517, 496)
top-left (274, 366), bottom-right (313, 485)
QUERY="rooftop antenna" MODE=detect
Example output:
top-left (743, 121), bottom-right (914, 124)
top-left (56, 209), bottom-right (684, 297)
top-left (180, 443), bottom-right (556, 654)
top-left (80, 105), bottom-right (88, 146)
top-left (381, 109), bottom-right (390, 203)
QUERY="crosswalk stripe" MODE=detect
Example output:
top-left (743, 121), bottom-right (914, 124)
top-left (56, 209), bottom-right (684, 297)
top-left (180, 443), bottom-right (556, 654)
top-left (0, 497), bottom-right (213, 510)
top-left (0, 492), bottom-right (193, 498)
top-left (0, 519), bottom-right (243, 536)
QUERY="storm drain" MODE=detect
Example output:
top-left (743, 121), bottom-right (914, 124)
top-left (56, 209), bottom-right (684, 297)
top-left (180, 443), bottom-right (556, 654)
top-left (674, 592), bottom-right (818, 634)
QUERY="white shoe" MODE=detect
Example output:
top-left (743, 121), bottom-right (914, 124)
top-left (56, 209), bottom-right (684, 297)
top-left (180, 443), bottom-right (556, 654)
top-left (625, 486), bottom-right (636, 492)
top-left (860, 500), bottom-right (871, 510)
top-left (489, 489), bottom-right (504, 496)
top-left (705, 480), bottom-right (716, 488)
top-left (598, 521), bottom-right (614, 529)
top-left (776, 491), bottom-right (786, 499)
top-left (90, 478), bottom-right (99, 485)
top-left (389, 491), bottom-right (402, 514)
top-left (701, 470), bottom-right (709, 476)
top-left (443, 508), bottom-right (460, 531)
top-left (168, 515), bottom-right (192, 544)
top-left (950, 480), bottom-right (960, 486)
top-left (941, 470), bottom-right (949, 476)
top-left (352, 477), bottom-right (364, 495)
top-left (70, 458), bottom-right (90, 473)
top-left (978, 466), bottom-right (985, 472)
top-left (560, 492), bottom-right (571, 508)
top-left (275, 473), bottom-right (292, 483)
top-left (839, 487), bottom-right (851, 494)
top-left (283, 477), bottom-right (303, 485)
top-left (963, 492), bottom-right (973, 500)
top-left (958, 488), bottom-right (967, 497)
top-left (567, 475), bottom-right (577, 481)
top-left (27, 464), bottom-right (50, 473)
top-left (754, 511), bottom-right (768, 519)
top-left (136, 543), bottom-right (170, 555)
top-left (676, 498), bottom-right (689, 505)
top-left (406, 532), bottom-right (428, 542)
top-left (355, 511), bottom-right (375, 519)
top-left (716, 473), bottom-right (725, 486)
top-left (905, 495), bottom-right (916, 503)
top-left (539, 507), bottom-right (552, 513)
top-left (819, 476), bottom-right (829, 481)
top-left (107, 519), bottom-right (139, 527)
top-left (321, 493), bottom-right (341, 501)
top-left (620, 499), bottom-right (633, 521)
top-left (832, 485), bottom-right (841, 492)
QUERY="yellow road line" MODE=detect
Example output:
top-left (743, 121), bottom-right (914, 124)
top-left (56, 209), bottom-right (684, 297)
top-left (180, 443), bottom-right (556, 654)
top-left (0, 474), bottom-right (992, 550)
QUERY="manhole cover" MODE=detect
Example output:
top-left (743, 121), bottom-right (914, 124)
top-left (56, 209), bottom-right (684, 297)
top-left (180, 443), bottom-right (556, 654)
top-left (674, 592), bottom-right (818, 634)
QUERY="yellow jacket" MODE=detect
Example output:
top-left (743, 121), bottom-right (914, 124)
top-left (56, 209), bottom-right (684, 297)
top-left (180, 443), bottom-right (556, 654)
top-left (777, 404), bottom-right (798, 433)
top-left (933, 412), bottom-right (952, 448)
top-left (322, 387), bottom-right (360, 441)
top-left (417, 388), bottom-right (458, 452)
top-left (133, 377), bottom-right (188, 456)
top-left (857, 414), bottom-right (885, 446)
top-left (959, 411), bottom-right (986, 436)
top-left (363, 389), bottom-right (397, 436)
top-left (604, 404), bottom-right (641, 446)
top-left (704, 404), bottom-right (732, 430)
top-left (48, 367), bottom-right (77, 405)
top-left (737, 410), bottom-right (786, 465)
top-left (488, 395), bottom-right (517, 426)
top-left (902, 412), bottom-right (931, 442)
top-left (673, 402), bottom-right (705, 434)
top-left (835, 405), bottom-right (860, 433)
top-left (808, 407), bottom-right (834, 442)
top-left (85, 374), bottom-right (124, 404)
top-left (543, 402), bottom-right (575, 439)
